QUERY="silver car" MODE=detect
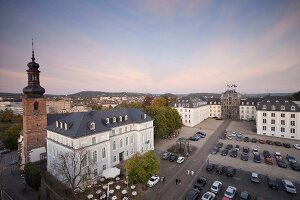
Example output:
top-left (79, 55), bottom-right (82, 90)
top-left (282, 179), bottom-right (297, 194)
top-left (210, 181), bottom-right (222, 194)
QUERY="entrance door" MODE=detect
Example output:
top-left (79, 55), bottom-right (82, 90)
top-left (119, 152), bottom-right (124, 162)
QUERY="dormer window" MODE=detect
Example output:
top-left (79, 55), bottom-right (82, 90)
top-left (275, 100), bottom-right (279, 103)
top-left (263, 105), bottom-right (267, 110)
top-left (60, 122), bottom-right (63, 129)
top-left (105, 118), bottom-right (110, 124)
top-left (113, 117), bottom-right (116, 123)
top-left (182, 103), bottom-right (185, 107)
top-left (285, 100), bottom-right (288, 103)
top-left (291, 106), bottom-right (295, 111)
top-left (119, 116), bottom-right (122, 122)
top-left (64, 123), bottom-right (68, 130)
top-left (174, 103), bottom-right (177, 107)
top-left (271, 105), bottom-right (275, 110)
top-left (56, 121), bottom-right (59, 128)
top-left (90, 122), bottom-right (95, 130)
top-left (281, 106), bottom-right (285, 110)
top-left (267, 100), bottom-right (270, 103)
top-left (125, 115), bottom-right (128, 120)
top-left (143, 113), bottom-right (147, 119)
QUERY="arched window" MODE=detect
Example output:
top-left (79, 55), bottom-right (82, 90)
top-left (34, 102), bottom-right (39, 110)
top-left (92, 151), bottom-right (97, 163)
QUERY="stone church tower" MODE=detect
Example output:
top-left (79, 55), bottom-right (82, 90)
top-left (20, 47), bottom-right (47, 168)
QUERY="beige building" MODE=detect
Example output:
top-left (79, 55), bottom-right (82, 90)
top-left (46, 99), bottom-right (71, 113)
top-left (221, 89), bottom-right (241, 120)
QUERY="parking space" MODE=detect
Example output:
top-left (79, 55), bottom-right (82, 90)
top-left (226, 120), bottom-right (256, 135)
top-left (209, 132), bottom-right (300, 183)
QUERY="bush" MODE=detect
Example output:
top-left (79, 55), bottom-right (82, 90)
top-left (24, 162), bottom-right (41, 190)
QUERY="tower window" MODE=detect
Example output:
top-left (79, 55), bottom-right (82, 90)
top-left (34, 102), bottom-right (39, 110)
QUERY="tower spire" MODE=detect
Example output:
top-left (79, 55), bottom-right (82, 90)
top-left (31, 38), bottom-right (35, 62)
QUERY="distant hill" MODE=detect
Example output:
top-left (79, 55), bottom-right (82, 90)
top-left (242, 93), bottom-right (293, 98)
top-left (160, 93), bottom-right (178, 98)
top-left (186, 93), bottom-right (221, 98)
top-left (68, 91), bottom-right (153, 98)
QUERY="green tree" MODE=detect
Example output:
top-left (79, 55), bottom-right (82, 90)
top-left (0, 124), bottom-right (22, 149)
top-left (292, 91), bottom-right (300, 101)
top-left (151, 97), bottom-right (167, 107)
top-left (143, 96), bottom-right (154, 106)
top-left (24, 162), bottom-right (41, 190)
top-left (117, 102), bottom-right (144, 109)
top-left (0, 109), bottom-right (22, 123)
top-left (144, 106), bottom-right (169, 138)
top-left (125, 151), bottom-right (160, 184)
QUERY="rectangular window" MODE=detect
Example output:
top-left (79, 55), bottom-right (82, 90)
top-left (281, 113), bottom-right (285, 117)
top-left (81, 154), bottom-right (87, 167)
top-left (103, 164), bottom-right (107, 170)
top-left (263, 119), bottom-right (266, 123)
top-left (263, 113), bottom-right (266, 117)
top-left (102, 148), bottom-right (106, 159)
top-left (281, 127), bottom-right (285, 132)
top-left (271, 113), bottom-right (275, 117)
top-left (113, 156), bottom-right (116, 162)
top-left (271, 127), bottom-right (275, 131)
top-left (291, 128), bottom-right (295, 133)
top-left (125, 127), bottom-right (128, 132)
top-left (92, 137), bottom-right (96, 145)
top-left (291, 121), bottom-right (295, 126)
top-left (281, 120), bottom-right (285, 125)
top-left (126, 137), bottom-right (129, 146)
top-left (291, 114), bottom-right (295, 118)
top-left (263, 126), bottom-right (266, 131)
top-left (271, 119), bottom-right (275, 124)
top-left (119, 128), bottom-right (122, 134)
top-left (130, 135), bottom-right (134, 144)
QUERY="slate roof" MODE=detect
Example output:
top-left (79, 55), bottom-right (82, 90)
top-left (240, 98), bottom-right (262, 106)
top-left (46, 108), bottom-right (153, 138)
top-left (206, 97), bottom-right (221, 105)
top-left (256, 96), bottom-right (300, 112)
top-left (171, 96), bottom-right (207, 108)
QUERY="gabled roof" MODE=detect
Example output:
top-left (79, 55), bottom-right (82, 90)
top-left (171, 96), bottom-right (207, 108)
top-left (240, 98), bottom-right (262, 106)
top-left (46, 108), bottom-right (153, 138)
top-left (256, 96), bottom-right (300, 112)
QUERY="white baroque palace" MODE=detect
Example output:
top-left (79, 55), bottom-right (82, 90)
top-left (46, 108), bottom-right (154, 184)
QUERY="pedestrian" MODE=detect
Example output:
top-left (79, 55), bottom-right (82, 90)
top-left (191, 170), bottom-right (194, 176)
top-left (175, 178), bottom-right (178, 185)
top-left (187, 169), bottom-right (190, 175)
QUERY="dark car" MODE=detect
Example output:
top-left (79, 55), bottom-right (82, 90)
top-left (210, 147), bottom-right (219, 155)
top-left (0, 149), bottom-right (11, 154)
top-left (267, 177), bottom-right (279, 189)
top-left (283, 143), bottom-right (291, 148)
top-left (206, 163), bottom-right (216, 172)
top-left (185, 188), bottom-right (201, 200)
top-left (162, 152), bottom-right (172, 160)
top-left (189, 135), bottom-right (201, 141)
top-left (230, 149), bottom-right (238, 157)
top-left (264, 157), bottom-right (273, 165)
top-left (251, 138), bottom-right (257, 143)
top-left (244, 137), bottom-right (249, 142)
top-left (266, 140), bottom-right (274, 145)
top-left (217, 142), bottom-right (223, 148)
top-left (216, 165), bottom-right (226, 174)
top-left (235, 145), bottom-right (240, 151)
top-left (226, 167), bottom-right (237, 177)
top-left (258, 139), bottom-right (266, 144)
top-left (277, 159), bottom-right (287, 168)
top-left (221, 149), bottom-right (229, 156)
top-left (243, 147), bottom-right (249, 153)
top-left (194, 177), bottom-right (207, 190)
top-left (241, 152), bottom-right (249, 161)
top-left (240, 191), bottom-right (251, 200)
top-left (225, 144), bottom-right (233, 150)
top-left (263, 150), bottom-right (271, 158)
top-left (274, 141), bottom-right (282, 146)
top-left (286, 154), bottom-right (297, 163)
top-left (169, 154), bottom-right (178, 162)
top-left (290, 162), bottom-right (300, 171)
top-left (253, 154), bottom-right (261, 163)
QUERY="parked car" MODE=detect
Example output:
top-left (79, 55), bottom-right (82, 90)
top-left (162, 152), bottom-right (172, 160)
top-left (251, 138), bottom-right (257, 143)
top-left (231, 132), bottom-right (237, 137)
top-left (0, 149), bottom-right (11, 154)
top-left (190, 135), bottom-right (201, 141)
top-left (252, 148), bottom-right (259, 155)
top-left (283, 143), bottom-right (291, 148)
top-left (264, 157), bottom-right (273, 165)
top-left (224, 186), bottom-right (237, 199)
top-left (194, 177), bottom-right (207, 190)
top-left (282, 179), bottom-right (297, 194)
top-left (225, 144), bottom-right (233, 150)
top-left (217, 142), bottom-right (223, 148)
top-left (230, 149), bottom-right (238, 158)
top-left (250, 172), bottom-right (260, 183)
top-left (274, 141), bottom-right (282, 146)
top-left (177, 156), bottom-right (185, 164)
top-left (206, 163), bottom-right (216, 172)
top-left (266, 140), bottom-right (274, 145)
top-left (267, 177), bottom-right (279, 189)
top-left (221, 149), bottom-right (229, 156)
top-left (210, 147), bottom-right (220, 155)
top-left (242, 147), bottom-right (249, 153)
top-left (244, 137), bottom-right (249, 142)
top-left (216, 165), bottom-right (226, 174)
top-left (241, 152), bottom-right (249, 161)
top-left (186, 188), bottom-right (201, 200)
top-left (169, 154), bottom-right (178, 162)
top-left (240, 191), bottom-right (251, 200)
top-left (263, 150), bottom-right (271, 158)
top-left (290, 162), bottom-right (300, 171)
top-left (235, 145), bottom-right (240, 151)
top-left (196, 132), bottom-right (206, 138)
top-left (258, 139), bottom-right (266, 144)
top-left (274, 152), bottom-right (282, 160)
top-left (226, 167), bottom-right (237, 177)
top-left (253, 154), bottom-right (261, 163)
top-left (286, 154), bottom-right (297, 163)
top-left (201, 192), bottom-right (216, 200)
top-left (277, 159), bottom-right (287, 168)
top-left (227, 135), bottom-right (233, 140)
top-left (147, 175), bottom-right (160, 187)
top-left (210, 181), bottom-right (222, 194)
top-left (293, 144), bottom-right (300, 150)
